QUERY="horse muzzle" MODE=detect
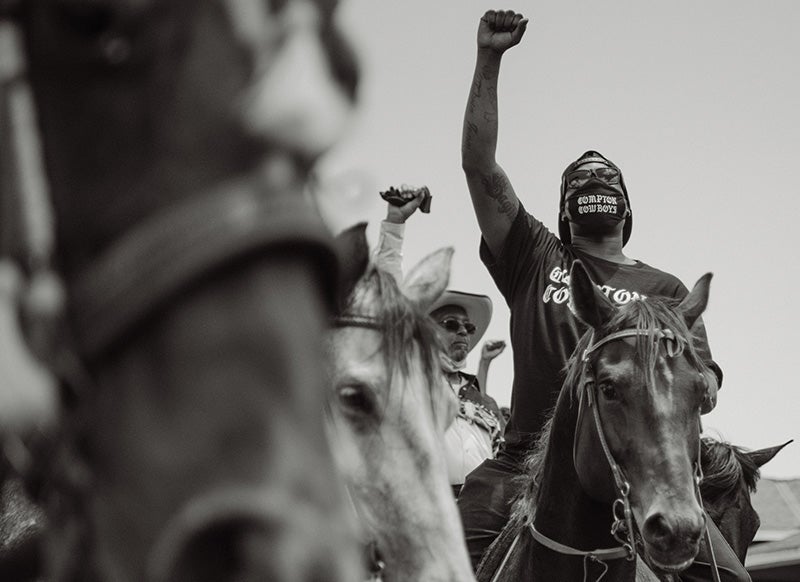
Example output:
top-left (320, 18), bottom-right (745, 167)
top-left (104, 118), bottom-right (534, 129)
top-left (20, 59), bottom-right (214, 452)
top-left (641, 506), bottom-right (705, 573)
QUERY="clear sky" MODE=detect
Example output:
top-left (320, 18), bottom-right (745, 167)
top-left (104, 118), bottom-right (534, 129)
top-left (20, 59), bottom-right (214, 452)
top-left (318, 0), bottom-right (800, 478)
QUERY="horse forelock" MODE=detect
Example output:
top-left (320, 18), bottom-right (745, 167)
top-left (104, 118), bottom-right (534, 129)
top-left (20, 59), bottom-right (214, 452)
top-left (346, 266), bottom-right (445, 406)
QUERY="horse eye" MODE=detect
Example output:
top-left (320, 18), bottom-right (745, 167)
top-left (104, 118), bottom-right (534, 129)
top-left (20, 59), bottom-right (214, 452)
top-left (336, 384), bottom-right (376, 418)
top-left (598, 383), bottom-right (618, 401)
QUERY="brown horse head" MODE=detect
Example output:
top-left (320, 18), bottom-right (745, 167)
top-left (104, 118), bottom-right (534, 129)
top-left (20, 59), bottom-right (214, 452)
top-left (2, 1), bottom-right (362, 580)
top-left (570, 260), bottom-right (711, 574)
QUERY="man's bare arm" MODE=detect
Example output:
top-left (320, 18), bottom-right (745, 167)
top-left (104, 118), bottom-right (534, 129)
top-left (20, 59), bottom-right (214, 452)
top-left (461, 11), bottom-right (528, 257)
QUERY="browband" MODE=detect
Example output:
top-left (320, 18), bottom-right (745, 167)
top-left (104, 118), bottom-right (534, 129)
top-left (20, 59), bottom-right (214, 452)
top-left (583, 328), bottom-right (675, 362)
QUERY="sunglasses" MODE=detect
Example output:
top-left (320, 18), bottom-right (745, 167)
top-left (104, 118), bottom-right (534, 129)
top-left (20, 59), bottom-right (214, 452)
top-left (566, 166), bottom-right (621, 189)
top-left (439, 318), bottom-right (477, 335)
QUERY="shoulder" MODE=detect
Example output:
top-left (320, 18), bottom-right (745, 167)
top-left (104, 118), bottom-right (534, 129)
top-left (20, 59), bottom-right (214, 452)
top-left (630, 261), bottom-right (688, 297)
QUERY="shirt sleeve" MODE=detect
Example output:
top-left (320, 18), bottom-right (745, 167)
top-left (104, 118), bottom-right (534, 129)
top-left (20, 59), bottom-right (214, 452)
top-left (371, 220), bottom-right (405, 284)
top-left (479, 202), bottom-right (561, 306)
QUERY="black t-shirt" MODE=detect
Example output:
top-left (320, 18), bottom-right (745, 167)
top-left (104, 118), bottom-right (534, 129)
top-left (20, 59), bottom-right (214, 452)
top-left (480, 203), bottom-right (714, 457)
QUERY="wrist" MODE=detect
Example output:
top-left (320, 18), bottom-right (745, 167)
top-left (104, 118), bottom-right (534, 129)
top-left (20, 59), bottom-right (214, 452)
top-left (476, 46), bottom-right (504, 62)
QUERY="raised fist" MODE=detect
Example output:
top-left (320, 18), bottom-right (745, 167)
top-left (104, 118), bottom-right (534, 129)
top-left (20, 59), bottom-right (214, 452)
top-left (481, 339), bottom-right (507, 361)
top-left (384, 186), bottom-right (426, 224)
top-left (477, 10), bottom-right (528, 53)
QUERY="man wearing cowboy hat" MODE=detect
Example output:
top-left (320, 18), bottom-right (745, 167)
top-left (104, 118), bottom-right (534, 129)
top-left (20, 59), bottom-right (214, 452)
top-left (456, 10), bottom-right (746, 582)
top-left (429, 290), bottom-right (505, 495)
top-left (373, 191), bottom-right (506, 496)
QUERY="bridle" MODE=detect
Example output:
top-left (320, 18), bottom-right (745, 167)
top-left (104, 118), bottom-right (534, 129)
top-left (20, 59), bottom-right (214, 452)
top-left (494, 327), bottom-right (721, 582)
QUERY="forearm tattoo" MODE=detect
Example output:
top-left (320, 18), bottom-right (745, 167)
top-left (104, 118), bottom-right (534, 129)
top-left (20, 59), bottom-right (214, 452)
top-left (463, 120), bottom-right (479, 152)
top-left (468, 75), bottom-right (483, 115)
top-left (479, 171), bottom-right (516, 219)
top-left (464, 64), bottom-right (498, 151)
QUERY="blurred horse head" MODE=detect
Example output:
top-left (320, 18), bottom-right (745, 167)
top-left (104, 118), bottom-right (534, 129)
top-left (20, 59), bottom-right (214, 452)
top-left (326, 225), bottom-right (475, 582)
top-left (1, 0), bottom-right (362, 580)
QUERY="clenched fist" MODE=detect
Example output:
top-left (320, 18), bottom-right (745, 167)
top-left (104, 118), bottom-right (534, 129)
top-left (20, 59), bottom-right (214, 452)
top-left (481, 339), bottom-right (507, 361)
top-left (477, 10), bottom-right (528, 53)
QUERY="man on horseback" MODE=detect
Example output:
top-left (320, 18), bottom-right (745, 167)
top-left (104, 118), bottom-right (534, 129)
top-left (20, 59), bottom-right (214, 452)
top-left (458, 9), bottom-right (748, 581)
top-left (373, 192), bottom-right (506, 497)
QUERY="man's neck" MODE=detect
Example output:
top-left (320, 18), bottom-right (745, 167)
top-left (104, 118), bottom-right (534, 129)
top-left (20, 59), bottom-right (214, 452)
top-left (569, 235), bottom-right (636, 265)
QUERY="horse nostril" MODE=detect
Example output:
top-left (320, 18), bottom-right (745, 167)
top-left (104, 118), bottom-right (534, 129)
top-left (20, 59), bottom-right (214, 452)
top-left (643, 513), bottom-right (673, 546)
top-left (643, 510), bottom-right (705, 554)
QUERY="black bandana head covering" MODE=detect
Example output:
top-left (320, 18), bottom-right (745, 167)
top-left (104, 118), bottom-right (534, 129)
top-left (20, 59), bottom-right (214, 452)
top-left (559, 150), bottom-right (633, 246)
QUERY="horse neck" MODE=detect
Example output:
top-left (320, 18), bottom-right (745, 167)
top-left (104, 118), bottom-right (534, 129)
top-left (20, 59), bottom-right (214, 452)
top-left (531, 396), bottom-right (637, 581)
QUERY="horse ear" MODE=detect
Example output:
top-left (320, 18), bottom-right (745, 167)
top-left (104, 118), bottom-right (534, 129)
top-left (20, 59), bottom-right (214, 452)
top-left (402, 247), bottom-right (453, 311)
top-left (748, 440), bottom-right (793, 468)
top-left (333, 222), bottom-right (369, 313)
top-left (569, 260), bottom-right (615, 328)
top-left (677, 273), bottom-right (712, 330)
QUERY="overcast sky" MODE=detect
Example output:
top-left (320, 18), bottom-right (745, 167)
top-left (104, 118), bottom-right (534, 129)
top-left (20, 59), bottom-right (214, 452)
top-left (319, 0), bottom-right (800, 478)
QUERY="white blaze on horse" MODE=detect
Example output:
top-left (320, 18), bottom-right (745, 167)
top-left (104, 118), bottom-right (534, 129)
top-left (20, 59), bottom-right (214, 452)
top-left (327, 224), bottom-right (476, 582)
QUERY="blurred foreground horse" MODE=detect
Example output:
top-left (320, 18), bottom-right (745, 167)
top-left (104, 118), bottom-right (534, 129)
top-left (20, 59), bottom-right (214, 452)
top-left (0, 0), bottom-right (362, 580)
top-left (326, 225), bottom-right (476, 582)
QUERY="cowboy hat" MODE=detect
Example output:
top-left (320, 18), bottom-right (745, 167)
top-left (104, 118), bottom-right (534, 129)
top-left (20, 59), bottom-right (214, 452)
top-left (428, 290), bottom-right (492, 350)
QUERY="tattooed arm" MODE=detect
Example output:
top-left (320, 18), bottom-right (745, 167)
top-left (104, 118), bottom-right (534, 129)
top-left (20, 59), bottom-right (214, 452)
top-left (461, 10), bottom-right (528, 257)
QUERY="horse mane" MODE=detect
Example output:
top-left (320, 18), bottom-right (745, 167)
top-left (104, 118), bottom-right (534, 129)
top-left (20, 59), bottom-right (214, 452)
top-left (345, 265), bottom-right (445, 401)
top-left (512, 294), bottom-right (712, 521)
top-left (699, 437), bottom-right (761, 501)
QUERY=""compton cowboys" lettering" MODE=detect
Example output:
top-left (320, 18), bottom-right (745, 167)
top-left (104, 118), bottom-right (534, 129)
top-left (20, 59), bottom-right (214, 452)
top-left (577, 194), bottom-right (617, 215)
top-left (542, 266), bottom-right (647, 306)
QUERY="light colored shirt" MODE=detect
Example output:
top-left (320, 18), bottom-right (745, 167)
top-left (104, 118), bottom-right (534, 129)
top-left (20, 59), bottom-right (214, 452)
top-left (371, 220), bottom-right (404, 283)
top-left (373, 221), bottom-right (497, 485)
top-left (443, 376), bottom-right (494, 485)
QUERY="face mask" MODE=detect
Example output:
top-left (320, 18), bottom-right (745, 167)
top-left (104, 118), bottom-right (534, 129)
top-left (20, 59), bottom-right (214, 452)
top-left (563, 182), bottom-right (628, 234)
